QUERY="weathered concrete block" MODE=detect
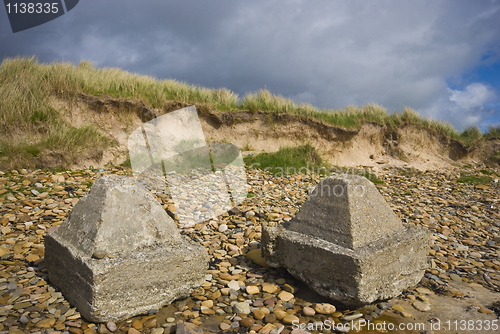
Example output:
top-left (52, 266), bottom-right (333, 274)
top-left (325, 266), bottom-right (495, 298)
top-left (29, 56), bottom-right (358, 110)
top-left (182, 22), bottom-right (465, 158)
top-left (45, 175), bottom-right (209, 322)
top-left (262, 175), bottom-right (430, 305)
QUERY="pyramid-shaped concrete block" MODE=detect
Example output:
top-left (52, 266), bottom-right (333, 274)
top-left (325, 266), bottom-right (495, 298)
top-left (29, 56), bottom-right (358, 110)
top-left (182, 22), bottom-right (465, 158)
top-left (287, 175), bottom-right (404, 249)
top-left (263, 175), bottom-right (430, 305)
top-left (45, 175), bottom-right (209, 322)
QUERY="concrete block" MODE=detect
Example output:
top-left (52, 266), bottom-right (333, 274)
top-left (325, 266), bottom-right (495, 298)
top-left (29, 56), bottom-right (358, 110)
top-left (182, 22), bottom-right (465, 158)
top-left (45, 175), bottom-right (209, 322)
top-left (263, 175), bottom-right (430, 305)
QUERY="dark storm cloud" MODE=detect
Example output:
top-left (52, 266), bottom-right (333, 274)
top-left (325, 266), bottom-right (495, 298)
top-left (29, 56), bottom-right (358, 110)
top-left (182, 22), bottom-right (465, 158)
top-left (1, 0), bottom-right (499, 129)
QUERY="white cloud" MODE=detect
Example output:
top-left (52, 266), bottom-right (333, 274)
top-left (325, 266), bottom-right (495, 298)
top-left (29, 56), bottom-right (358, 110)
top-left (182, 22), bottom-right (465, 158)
top-left (420, 83), bottom-right (496, 130)
top-left (449, 83), bottom-right (496, 110)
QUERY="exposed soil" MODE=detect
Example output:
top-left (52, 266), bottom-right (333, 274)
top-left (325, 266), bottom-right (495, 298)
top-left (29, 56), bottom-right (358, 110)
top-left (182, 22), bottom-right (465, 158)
top-left (44, 94), bottom-right (499, 172)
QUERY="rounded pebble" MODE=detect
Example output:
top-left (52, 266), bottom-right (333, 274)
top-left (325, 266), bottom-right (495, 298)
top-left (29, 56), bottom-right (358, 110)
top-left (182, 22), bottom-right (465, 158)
top-left (282, 315), bottom-right (299, 325)
top-left (240, 317), bottom-right (255, 327)
top-left (220, 322), bottom-right (231, 331)
top-left (302, 306), bottom-right (315, 316)
top-left (106, 322), bottom-right (117, 332)
top-left (92, 250), bottom-right (107, 259)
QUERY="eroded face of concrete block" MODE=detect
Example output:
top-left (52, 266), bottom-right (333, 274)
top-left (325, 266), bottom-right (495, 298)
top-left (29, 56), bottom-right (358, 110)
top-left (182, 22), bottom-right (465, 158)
top-left (262, 175), bottom-right (430, 306)
top-left (45, 175), bottom-right (209, 322)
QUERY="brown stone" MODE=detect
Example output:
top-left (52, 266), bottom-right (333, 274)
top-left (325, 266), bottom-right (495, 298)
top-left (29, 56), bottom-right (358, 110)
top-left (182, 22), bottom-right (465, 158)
top-left (253, 308), bottom-right (265, 320)
top-left (25, 254), bottom-right (40, 262)
top-left (282, 315), bottom-right (299, 325)
top-left (84, 328), bottom-right (97, 334)
top-left (240, 317), bottom-right (255, 327)
top-left (262, 284), bottom-right (278, 293)
top-left (69, 328), bottom-right (84, 334)
top-left (36, 318), bottom-right (56, 328)
top-left (278, 291), bottom-right (294, 301)
top-left (132, 320), bottom-right (142, 330)
top-left (264, 314), bottom-right (276, 323)
top-left (479, 307), bottom-right (494, 314)
top-left (246, 285), bottom-right (260, 294)
top-left (143, 318), bottom-right (157, 328)
top-left (273, 309), bottom-right (287, 320)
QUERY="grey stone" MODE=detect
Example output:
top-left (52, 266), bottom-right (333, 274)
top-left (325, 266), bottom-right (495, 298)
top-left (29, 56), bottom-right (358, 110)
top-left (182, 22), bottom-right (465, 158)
top-left (270, 324), bottom-right (285, 334)
top-left (340, 313), bottom-right (363, 321)
top-left (412, 301), bottom-right (431, 312)
top-left (92, 250), bottom-right (107, 259)
top-left (150, 329), bottom-right (164, 334)
top-left (45, 175), bottom-right (209, 322)
top-left (262, 175), bottom-right (430, 306)
top-left (232, 302), bottom-right (251, 314)
top-left (176, 321), bottom-right (203, 334)
top-left (165, 324), bottom-right (177, 334)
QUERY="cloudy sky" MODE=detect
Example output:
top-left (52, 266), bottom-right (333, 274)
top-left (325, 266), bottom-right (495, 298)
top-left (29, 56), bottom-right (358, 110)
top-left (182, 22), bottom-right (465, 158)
top-left (1, 0), bottom-right (500, 131)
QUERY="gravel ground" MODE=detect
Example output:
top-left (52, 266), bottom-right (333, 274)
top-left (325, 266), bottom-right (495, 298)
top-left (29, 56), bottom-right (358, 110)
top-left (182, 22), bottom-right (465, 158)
top-left (1, 165), bottom-right (499, 334)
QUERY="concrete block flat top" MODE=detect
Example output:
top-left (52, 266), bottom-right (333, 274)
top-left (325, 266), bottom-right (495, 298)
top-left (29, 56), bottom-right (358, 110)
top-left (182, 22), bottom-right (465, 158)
top-left (53, 175), bottom-right (182, 257)
top-left (287, 175), bottom-right (403, 249)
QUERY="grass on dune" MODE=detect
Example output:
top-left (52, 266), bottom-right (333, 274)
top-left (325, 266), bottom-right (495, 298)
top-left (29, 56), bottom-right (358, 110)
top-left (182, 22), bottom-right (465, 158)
top-left (0, 56), bottom-right (497, 170)
top-left (0, 56), bottom-right (239, 133)
top-left (243, 143), bottom-right (327, 175)
top-left (238, 90), bottom-right (489, 146)
top-left (243, 143), bottom-right (385, 184)
top-left (485, 125), bottom-right (500, 139)
top-left (0, 124), bottom-right (109, 169)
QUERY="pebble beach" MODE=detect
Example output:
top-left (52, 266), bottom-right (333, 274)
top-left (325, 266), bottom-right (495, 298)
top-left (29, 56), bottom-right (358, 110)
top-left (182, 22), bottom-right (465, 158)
top-left (1, 165), bottom-right (499, 334)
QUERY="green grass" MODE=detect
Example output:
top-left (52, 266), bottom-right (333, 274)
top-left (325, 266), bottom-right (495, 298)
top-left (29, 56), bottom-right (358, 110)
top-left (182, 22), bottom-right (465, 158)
top-left (43, 167), bottom-right (71, 173)
top-left (456, 173), bottom-right (492, 185)
top-left (361, 171), bottom-right (384, 184)
top-left (0, 57), bottom-right (239, 117)
top-left (485, 125), bottom-right (500, 139)
top-left (485, 151), bottom-right (500, 167)
top-left (458, 126), bottom-right (482, 147)
top-left (0, 57), bottom-right (110, 169)
top-left (240, 95), bottom-right (463, 142)
top-left (25, 146), bottom-right (40, 156)
top-left (0, 124), bottom-right (108, 169)
top-left (399, 167), bottom-right (423, 177)
top-left (121, 156), bottom-right (132, 168)
top-left (479, 169), bottom-right (499, 176)
top-left (244, 144), bottom-right (327, 175)
top-left (241, 89), bottom-right (318, 116)
top-left (244, 145), bottom-right (383, 183)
